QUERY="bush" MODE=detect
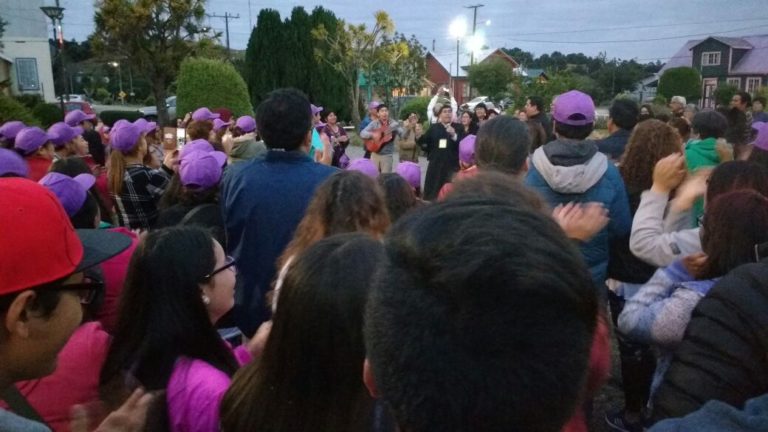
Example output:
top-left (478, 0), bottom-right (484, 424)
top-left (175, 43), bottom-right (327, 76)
top-left (176, 57), bottom-right (253, 118)
top-left (658, 67), bottom-right (701, 102)
top-left (15, 94), bottom-right (44, 110)
top-left (398, 96), bottom-right (430, 121)
top-left (94, 88), bottom-right (111, 104)
top-left (714, 84), bottom-right (738, 107)
top-left (99, 110), bottom-right (143, 127)
top-left (652, 94), bottom-right (668, 105)
top-left (144, 94), bottom-right (156, 106)
top-left (0, 93), bottom-right (40, 125)
top-left (32, 103), bottom-right (64, 128)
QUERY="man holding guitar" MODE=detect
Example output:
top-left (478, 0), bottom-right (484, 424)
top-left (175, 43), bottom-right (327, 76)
top-left (360, 104), bottom-right (404, 174)
top-left (418, 105), bottom-right (462, 200)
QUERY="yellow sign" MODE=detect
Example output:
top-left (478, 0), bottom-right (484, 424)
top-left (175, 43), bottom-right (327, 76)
top-left (118, 91), bottom-right (127, 100)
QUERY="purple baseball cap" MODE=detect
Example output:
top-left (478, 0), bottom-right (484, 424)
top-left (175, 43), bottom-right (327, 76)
top-left (111, 119), bottom-right (132, 133)
top-left (347, 158), bottom-right (379, 178)
top-left (14, 127), bottom-right (54, 155)
top-left (39, 172), bottom-right (96, 216)
top-left (0, 121), bottom-right (26, 141)
top-left (48, 122), bottom-right (84, 148)
top-left (235, 115), bottom-right (257, 133)
top-left (180, 139), bottom-right (215, 160)
top-left (179, 150), bottom-right (227, 189)
top-left (552, 90), bottom-right (595, 126)
top-left (64, 109), bottom-right (96, 127)
top-left (368, 101), bottom-right (381, 110)
top-left (192, 107), bottom-right (220, 122)
top-left (213, 118), bottom-right (233, 132)
top-left (311, 104), bottom-right (323, 116)
top-left (110, 122), bottom-right (143, 153)
top-left (0, 148), bottom-right (29, 177)
top-left (752, 122), bottom-right (768, 151)
top-left (396, 161), bottom-right (421, 189)
top-left (133, 118), bottom-right (158, 135)
top-left (459, 134), bottom-right (476, 165)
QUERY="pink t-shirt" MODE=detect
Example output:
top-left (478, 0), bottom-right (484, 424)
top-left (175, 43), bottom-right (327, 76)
top-left (0, 322), bottom-right (110, 432)
top-left (166, 345), bottom-right (252, 432)
top-left (96, 227), bottom-right (139, 333)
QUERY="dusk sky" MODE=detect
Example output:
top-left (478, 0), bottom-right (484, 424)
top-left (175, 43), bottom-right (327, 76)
top-left (35, 0), bottom-right (768, 64)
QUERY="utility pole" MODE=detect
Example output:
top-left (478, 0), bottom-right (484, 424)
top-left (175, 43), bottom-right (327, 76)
top-left (465, 4), bottom-right (484, 65)
top-left (207, 12), bottom-right (240, 58)
top-left (432, 39), bottom-right (435, 52)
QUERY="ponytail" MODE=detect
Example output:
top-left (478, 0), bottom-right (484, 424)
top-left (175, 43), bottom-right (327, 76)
top-left (108, 150), bottom-right (127, 195)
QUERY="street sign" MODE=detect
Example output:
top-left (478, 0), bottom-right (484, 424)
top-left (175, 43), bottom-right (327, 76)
top-left (119, 91), bottom-right (127, 100)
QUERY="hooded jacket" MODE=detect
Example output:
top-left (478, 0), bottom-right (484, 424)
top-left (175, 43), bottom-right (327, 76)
top-left (229, 133), bottom-right (267, 164)
top-left (525, 139), bottom-right (632, 286)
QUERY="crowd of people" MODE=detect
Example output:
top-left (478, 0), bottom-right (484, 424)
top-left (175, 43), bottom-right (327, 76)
top-left (1, 82), bottom-right (768, 432)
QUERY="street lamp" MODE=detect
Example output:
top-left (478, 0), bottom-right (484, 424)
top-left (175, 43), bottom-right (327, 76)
top-left (467, 34), bottom-right (485, 58)
top-left (109, 61), bottom-right (124, 104)
top-left (449, 17), bottom-right (467, 78)
top-left (40, 0), bottom-right (66, 115)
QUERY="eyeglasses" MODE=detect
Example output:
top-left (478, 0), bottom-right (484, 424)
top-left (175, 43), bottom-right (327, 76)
top-left (43, 280), bottom-right (103, 305)
top-left (203, 256), bottom-right (237, 281)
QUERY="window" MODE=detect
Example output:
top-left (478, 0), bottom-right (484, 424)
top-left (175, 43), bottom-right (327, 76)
top-left (15, 58), bottom-right (39, 91)
top-left (746, 77), bottom-right (762, 94)
top-left (726, 77), bottom-right (741, 88)
top-left (701, 51), bottom-right (721, 66)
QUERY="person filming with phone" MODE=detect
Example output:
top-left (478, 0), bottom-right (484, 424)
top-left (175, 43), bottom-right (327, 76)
top-left (427, 86), bottom-right (458, 124)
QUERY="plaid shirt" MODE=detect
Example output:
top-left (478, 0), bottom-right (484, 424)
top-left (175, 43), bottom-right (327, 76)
top-left (113, 164), bottom-right (172, 230)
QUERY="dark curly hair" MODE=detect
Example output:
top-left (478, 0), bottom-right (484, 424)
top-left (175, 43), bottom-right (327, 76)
top-left (619, 119), bottom-right (681, 193)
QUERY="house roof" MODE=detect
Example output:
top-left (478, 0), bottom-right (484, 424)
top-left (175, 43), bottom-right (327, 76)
top-left (428, 51), bottom-right (468, 78)
top-left (660, 34), bottom-right (768, 75)
top-left (0, 52), bottom-right (12, 64)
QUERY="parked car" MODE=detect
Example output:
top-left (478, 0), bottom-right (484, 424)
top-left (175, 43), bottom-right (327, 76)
top-left (462, 96), bottom-right (490, 111)
top-left (139, 96), bottom-right (177, 121)
top-left (63, 101), bottom-right (95, 115)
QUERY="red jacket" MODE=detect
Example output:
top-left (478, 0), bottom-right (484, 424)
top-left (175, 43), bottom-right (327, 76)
top-left (26, 156), bottom-right (52, 182)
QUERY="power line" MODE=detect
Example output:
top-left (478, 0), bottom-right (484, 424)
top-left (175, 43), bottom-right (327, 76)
top-left (207, 12), bottom-right (240, 57)
top-left (500, 25), bottom-right (767, 44)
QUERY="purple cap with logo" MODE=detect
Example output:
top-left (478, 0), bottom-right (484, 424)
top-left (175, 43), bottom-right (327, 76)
top-left (64, 109), bottom-right (96, 127)
top-left (346, 158), bottom-right (379, 178)
top-left (192, 107), bottom-right (221, 122)
top-left (552, 90), bottom-right (596, 126)
top-left (0, 148), bottom-right (29, 177)
top-left (180, 138), bottom-right (215, 160)
top-left (752, 122), bottom-right (768, 151)
top-left (14, 127), bottom-right (54, 155)
top-left (235, 115), bottom-right (257, 133)
top-left (133, 118), bottom-right (158, 135)
top-left (459, 134), bottom-right (476, 165)
top-left (0, 121), bottom-right (26, 141)
top-left (396, 161), bottom-right (421, 189)
top-left (48, 122), bottom-right (84, 148)
top-left (368, 101), bottom-right (381, 110)
top-left (179, 150), bottom-right (227, 189)
top-left (311, 104), bottom-right (323, 116)
top-left (213, 118), bottom-right (233, 132)
top-left (110, 122), bottom-right (143, 153)
top-left (38, 172), bottom-right (96, 216)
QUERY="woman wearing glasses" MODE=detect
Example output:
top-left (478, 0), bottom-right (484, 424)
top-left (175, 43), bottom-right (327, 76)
top-left (99, 226), bottom-right (269, 432)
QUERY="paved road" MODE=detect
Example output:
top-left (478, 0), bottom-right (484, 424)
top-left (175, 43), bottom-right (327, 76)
top-left (92, 104), bottom-right (142, 114)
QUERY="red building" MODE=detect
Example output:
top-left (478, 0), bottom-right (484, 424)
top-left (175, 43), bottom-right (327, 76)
top-left (425, 49), bottom-right (520, 105)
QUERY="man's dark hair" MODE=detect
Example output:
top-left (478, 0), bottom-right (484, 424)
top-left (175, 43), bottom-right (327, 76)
top-left (255, 88), bottom-right (312, 151)
top-left (735, 91), bottom-right (752, 107)
top-left (554, 121), bottom-right (594, 140)
top-left (692, 111), bottom-right (729, 140)
top-left (527, 95), bottom-right (545, 113)
top-left (376, 104), bottom-right (389, 112)
top-left (475, 116), bottom-right (530, 175)
top-left (609, 99), bottom-right (639, 130)
top-left (439, 105), bottom-right (453, 115)
top-left (365, 197), bottom-right (598, 432)
top-left (754, 96), bottom-right (767, 107)
top-left (475, 102), bottom-right (487, 111)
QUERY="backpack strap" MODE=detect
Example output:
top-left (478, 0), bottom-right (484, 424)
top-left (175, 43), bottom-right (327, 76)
top-left (1, 385), bottom-right (47, 426)
top-left (180, 203), bottom-right (218, 226)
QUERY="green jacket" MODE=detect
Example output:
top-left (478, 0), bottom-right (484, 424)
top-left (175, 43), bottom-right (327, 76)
top-left (685, 137), bottom-right (719, 172)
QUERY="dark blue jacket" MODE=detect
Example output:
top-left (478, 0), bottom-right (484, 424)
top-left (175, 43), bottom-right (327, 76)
top-left (596, 128), bottom-right (632, 161)
top-left (525, 140), bottom-right (631, 287)
top-left (221, 151), bottom-right (337, 335)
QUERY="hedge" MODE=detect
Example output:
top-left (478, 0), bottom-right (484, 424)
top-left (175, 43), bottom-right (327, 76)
top-left (33, 103), bottom-right (64, 128)
top-left (398, 96), bottom-right (431, 121)
top-left (99, 110), bottom-right (143, 127)
top-left (658, 67), bottom-right (701, 102)
top-left (176, 57), bottom-right (253, 119)
top-left (0, 93), bottom-right (40, 125)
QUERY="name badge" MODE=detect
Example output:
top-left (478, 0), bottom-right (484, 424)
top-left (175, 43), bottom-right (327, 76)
top-left (439, 139), bottom-right (447, 149)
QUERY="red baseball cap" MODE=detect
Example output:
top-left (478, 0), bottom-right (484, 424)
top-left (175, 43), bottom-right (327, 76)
top-left (0, 178), bottom-right (131, 295)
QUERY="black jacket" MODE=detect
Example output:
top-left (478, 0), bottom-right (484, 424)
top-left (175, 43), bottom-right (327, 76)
top-left (597, 128), bottom-right (632, 161)
top-left (529, 112), bottom-right (554, 144)
top-left (652, 261), bottom-right (768, 422)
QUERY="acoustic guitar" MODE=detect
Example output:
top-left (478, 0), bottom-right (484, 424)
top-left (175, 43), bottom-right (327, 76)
top-left (364, 122), bottom-right (393, 153)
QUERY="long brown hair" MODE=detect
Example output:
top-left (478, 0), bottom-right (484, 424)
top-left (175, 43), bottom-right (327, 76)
top-left (186, 120), bottom-right (213, 140)
top-left (277, 171), bottom-right (390, 269)
top-left (619, 119), bottom-right (680, 193)
top-left (108, 136), bottom-right (143, 195)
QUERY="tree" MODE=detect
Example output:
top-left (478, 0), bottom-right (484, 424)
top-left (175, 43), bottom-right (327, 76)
top-left (657, 67), bottom-right (702, 102)
top-left (367, 33), bottom-right (424, 111)
top-left (176, 57), bottom-right (253, 117)
top-left (0, 14), bottom-right (6, 49)
top-left (308, 7), bottom-right (350, 121)
top-left (244, 9), bottom-right (285, 108)
top-left (90, 0), bottom-right (213, 126)
top-left (714, 84), bottom-right (738, 107)
top-left (468, 59), bottom-right (515, 100)
top-left (312, 11), bottom-right (397, 126)
top-left (282, 7), bottom-right (313, 91)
